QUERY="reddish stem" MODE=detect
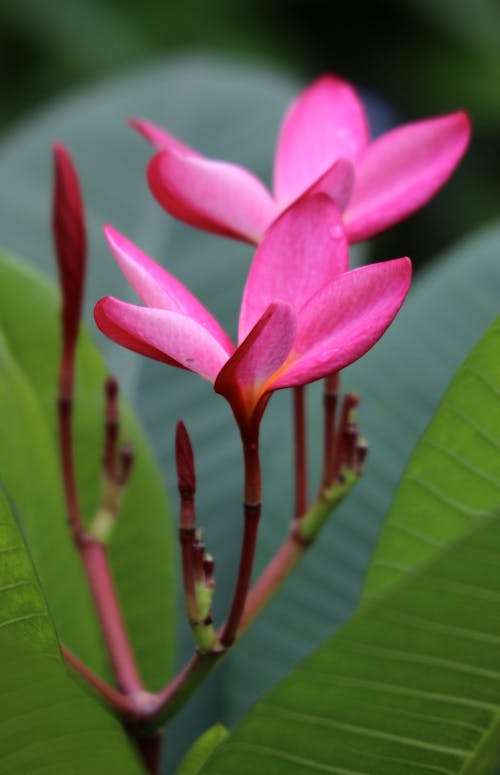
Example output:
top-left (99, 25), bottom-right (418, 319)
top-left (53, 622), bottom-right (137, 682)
top-left (79, 537), bottom-right (143, 693)
top-left (175, 423), bottom-right (199, 620)
top-left (58, 396), bottom-right (85, 540)
top-left (330, 393), bottom-right (359, 485)
top-left (220, 438), bottom-right (261, 647)
top-left (293, 386), bottom-right (308, 518)
top-left (135, 733), bottom-right (163, 775)
top-left (240, 533), bottom-right (303, 631)
top-left (321, 372), bottom-right (339, 490)
top-left (179, 528), bottom-right (198, 619)
top-left (103, 375), bottom-right (120, 479)
top-left (62, 644), bottom-right (132, 715)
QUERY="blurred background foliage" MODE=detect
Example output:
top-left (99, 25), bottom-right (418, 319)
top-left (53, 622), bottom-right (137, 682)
top-left (1, 0), bottom-right (499, 267)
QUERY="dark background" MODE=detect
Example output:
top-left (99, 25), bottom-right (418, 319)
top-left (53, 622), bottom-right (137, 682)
top-left (1, 0), bottom-right (499, 266)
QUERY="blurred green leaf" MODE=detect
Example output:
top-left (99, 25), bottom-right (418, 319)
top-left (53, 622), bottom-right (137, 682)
top-left (0, 252), bottom-right (175, 688)
top-left (176, 724), bottom-right (229, 775)
top-left (0, 59), bottom-right (498, 770)
top-left (0, 483), bottom-right (145, 774)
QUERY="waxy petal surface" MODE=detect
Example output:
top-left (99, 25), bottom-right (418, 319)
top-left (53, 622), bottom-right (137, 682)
top-left (305, 156), bottom-right (355, 211)
top-left (95, 297), bottom-right (181, 368)
top-left (129, 119), bottom-right (200, 156)
top-left (272, 257), bottom-right (412, 388)
top-left (239, 194), bottom-right (348, 341)
top-left (104, 225), bottom-right (233, 353)
top-left (148, 149), bottom-right (277, 243)
top-left (216, 301), bottom-right (296, 427)
top-left (273, 74), bottom-right (369, 208)
top-left (95, 297), bottom-right (230, 382)
top-left (344, 111), bottom-right (471, 242)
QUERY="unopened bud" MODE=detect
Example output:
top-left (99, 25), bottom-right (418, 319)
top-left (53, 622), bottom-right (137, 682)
top-left (52, 143), bottom-right (86, 365)
top-left (175, 421), bottom-right (196, 497)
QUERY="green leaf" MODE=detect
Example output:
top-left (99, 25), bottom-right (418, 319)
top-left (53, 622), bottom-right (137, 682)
top-left (0, 481), bottom-right (145, 774)
top-left (199, 511), bottom-right (500, 775)
top-left (0, 58), bottom-right (499, 766)
top-left (0, 481), bottom-right (59, 656)
top-left (0, 319), bottom-right (105, 670)
top-left (0, 251), bottom-right (175, 688)
top-left (363, 317), bottom-right (500, 601)
top-left (176, 724), bottom-right (229, 775)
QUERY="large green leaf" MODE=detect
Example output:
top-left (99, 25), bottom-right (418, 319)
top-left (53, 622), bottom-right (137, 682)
top-left (0, 482), bottom-right (144, 774)
top-left (199, 511), bottom-right (500, 775)
top-left (198, 319), bottom-right (500, 773)
top-left (363, 316), bottom-right (500, 601)
top-left (0, 252), bottom-right (175, 688)
top-left (0, 58), bottom-right (499, 768)
top-left (0, 319), bottom-right (105, 670)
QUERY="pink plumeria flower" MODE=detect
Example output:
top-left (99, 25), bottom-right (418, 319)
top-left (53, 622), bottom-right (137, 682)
top-left (95, 195), bottom-right (411, 439)
top-left (131, 74), bottom-right (470, 245)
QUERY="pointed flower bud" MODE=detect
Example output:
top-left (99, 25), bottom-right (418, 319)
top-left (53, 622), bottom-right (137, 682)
top-left (52, 143), bottom-right (87, 394)
top-left (175, 421), bottom-right (196, 502)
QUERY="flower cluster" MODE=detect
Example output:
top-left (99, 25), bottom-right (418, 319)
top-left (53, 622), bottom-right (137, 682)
top-left (95, 73), bottom-right (470, 439)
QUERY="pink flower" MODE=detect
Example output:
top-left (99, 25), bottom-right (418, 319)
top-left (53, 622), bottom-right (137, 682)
top-left (131, 74), bottom-right (470, 245)
top-left (94, 195), bottom-right (411, 437)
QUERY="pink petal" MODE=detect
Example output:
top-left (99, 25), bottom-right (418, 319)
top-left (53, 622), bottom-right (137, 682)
top-left (239, 194), bottom-right (348, 341)
top-left (215, 301), bottom-right (296, 428)
top-left (104, 225), bottom-right (233, 353)
top-left (273, 74), bottom-right (369, 208)
top-left (305, 157), bottom-right (355, 211)
top-left (129, 119), bottom-right (200, 156)
top-left (94, 297), bottom-right (231, 382)
top-left (344, 111), bottom-right (472, 242)
top-left (272, 257), bottom-right (412, 388)
top-left (148, 149), bottom-right (277, 244)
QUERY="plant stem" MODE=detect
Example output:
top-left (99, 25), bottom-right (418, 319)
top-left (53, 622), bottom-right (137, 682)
top-left (240, 474), bottom-right (356, 633)
top-left (135, 732), bottom-right (163, 775)
top-left (321, 372), bottom-right (339, 489)
top-left (153, 650), bottom-right (224, 726)
top-left (61, 644), bottom-right (133, 715)
top-left (58, 373), bottom-right (143, 694)
top-left (220, 437), bottom-right (262, 647)
top-left (293, 385), bottom-right (308, 518)
top-left (78, 536), bottom-right (143, 694)
top-left (238, 532), bottom-right (304, 632)
top-left (58, 395), bottom-right (85, 540)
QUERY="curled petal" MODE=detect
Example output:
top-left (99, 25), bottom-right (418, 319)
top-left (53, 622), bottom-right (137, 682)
top-left (104, 226), bottom-right (233, 353)
top-left (344, 111), bottom-right (472, 242)
top-left (129, 119), bottom-right (200, 156)
top-left (305, 156), bottom-right (355, 211)
top-left (216, 301), bottom-right (296, 430)
top-left (272, 257), bottom-right (412, 388)
top-left (273, 74), bottom-right (369, 208)
top-left (148, 149), bottom-right (277, 244)
top-left (239, 194), bottom-right (348, 341)
top-left (95, 297), bottom-right (231, 382)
